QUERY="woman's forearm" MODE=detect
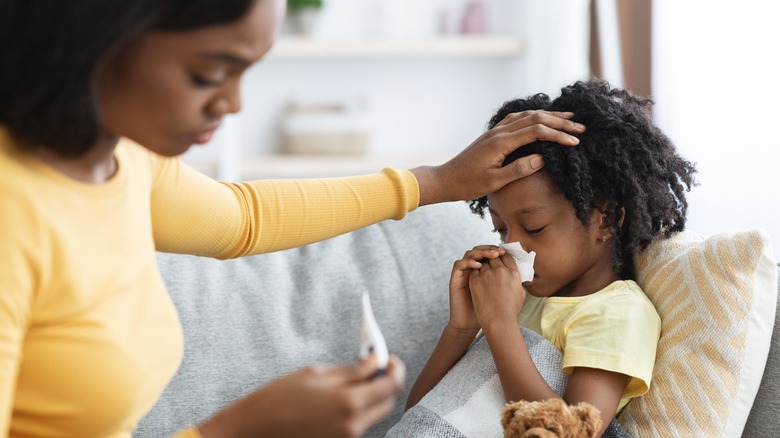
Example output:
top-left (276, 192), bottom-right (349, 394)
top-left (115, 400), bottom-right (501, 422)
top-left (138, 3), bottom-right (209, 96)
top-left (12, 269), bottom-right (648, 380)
top-left (405, 325), bottom-right (479, 410)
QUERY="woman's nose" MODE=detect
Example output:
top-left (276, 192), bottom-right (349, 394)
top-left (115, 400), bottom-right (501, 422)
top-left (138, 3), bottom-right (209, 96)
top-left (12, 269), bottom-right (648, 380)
top-left (208, 80), bottom-right (242, 117)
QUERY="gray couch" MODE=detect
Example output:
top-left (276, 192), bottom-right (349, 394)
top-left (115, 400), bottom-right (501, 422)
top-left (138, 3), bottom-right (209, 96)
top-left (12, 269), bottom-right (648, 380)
top-left (135, 202), bottom-right (779, 437)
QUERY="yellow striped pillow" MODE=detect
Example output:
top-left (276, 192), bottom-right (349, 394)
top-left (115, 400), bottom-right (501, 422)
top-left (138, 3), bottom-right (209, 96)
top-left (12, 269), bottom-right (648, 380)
top-left (618, 230), bottom-right (776, 437)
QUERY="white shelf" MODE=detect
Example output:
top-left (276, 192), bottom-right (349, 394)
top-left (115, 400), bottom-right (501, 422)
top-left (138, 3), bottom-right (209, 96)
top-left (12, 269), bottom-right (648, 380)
top-left (267, 35), bottom-right (524, 59)
top-left (185, 154), bottom-right (452, 181)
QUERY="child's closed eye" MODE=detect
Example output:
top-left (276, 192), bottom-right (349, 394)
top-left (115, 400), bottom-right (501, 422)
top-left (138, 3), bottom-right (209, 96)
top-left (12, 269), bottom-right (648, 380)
top-left (525, 226), bottom-right (546, 235)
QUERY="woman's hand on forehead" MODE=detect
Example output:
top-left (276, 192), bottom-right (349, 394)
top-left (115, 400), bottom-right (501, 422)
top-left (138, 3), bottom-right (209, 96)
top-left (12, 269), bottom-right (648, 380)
top-left (411, 110), bottom-right (584, 206)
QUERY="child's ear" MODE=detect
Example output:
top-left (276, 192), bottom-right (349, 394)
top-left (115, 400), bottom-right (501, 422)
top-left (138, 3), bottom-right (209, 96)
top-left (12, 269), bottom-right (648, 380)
top-left (594, 202), bottom-right (626, 234)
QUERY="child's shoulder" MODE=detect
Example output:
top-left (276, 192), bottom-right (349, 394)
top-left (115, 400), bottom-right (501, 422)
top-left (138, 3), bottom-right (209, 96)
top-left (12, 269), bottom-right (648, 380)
top-left (582, 280), bottom-right (659, 324)
top-left (586, 280), bottom-right (653, 307)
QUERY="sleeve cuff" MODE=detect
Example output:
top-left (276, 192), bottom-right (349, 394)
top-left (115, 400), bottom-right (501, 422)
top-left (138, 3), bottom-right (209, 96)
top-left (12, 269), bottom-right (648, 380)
top-left (382, 167), bottom-right (420, 217)
top-left (170, 427), bottom-right (203, 438)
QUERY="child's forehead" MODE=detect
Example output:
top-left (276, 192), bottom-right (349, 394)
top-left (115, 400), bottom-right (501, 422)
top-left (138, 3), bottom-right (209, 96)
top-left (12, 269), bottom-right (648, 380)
top-left (494, 171), bottom-right (559, 198)
top-left (487, 171), bottom-right (564, 215)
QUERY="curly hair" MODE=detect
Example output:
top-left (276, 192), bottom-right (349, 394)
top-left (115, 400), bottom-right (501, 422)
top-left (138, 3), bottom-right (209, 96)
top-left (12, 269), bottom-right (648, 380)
top-left (470, 80), bottom-right (697, 279)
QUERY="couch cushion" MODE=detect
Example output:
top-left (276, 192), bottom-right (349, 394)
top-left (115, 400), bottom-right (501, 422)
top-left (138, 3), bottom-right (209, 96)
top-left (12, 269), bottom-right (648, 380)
top-left (135, 202), bottom-right (497, 437)
top-left (618, 230), bottom-right (777, 437)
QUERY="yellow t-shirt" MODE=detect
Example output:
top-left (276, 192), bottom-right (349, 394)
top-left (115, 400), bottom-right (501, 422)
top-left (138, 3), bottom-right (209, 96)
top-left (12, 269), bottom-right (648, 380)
top-left (519, 280), bottom-right (660, 411)
top-left (0, 129), bottom-right (419, 437)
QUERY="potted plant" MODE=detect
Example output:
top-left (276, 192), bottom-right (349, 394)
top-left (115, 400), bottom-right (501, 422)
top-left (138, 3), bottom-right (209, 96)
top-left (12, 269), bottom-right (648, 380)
top-left (286, 0), bottom-right (323, 36)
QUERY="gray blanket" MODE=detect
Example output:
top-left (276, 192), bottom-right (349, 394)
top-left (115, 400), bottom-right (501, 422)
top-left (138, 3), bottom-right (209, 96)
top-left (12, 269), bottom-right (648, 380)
top-left (386, 328), bottom-right (630, 437)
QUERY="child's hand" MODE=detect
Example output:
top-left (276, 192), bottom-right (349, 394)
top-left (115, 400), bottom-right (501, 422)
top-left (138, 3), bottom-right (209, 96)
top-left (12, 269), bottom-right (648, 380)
top-left (468, 253), bottom-right (525, 329)
top-left (448, 246), bottom-right (506, 333)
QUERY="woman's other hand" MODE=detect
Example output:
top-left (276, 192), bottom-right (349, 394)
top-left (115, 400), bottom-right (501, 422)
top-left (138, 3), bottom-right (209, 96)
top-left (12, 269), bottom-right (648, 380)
top-left (197, 355), bottom-right (405, 438)
top-left (411, 110), bottom-right (584, 206)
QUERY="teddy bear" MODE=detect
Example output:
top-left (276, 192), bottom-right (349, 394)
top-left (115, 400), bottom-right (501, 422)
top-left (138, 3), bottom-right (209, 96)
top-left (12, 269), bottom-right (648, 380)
top-left (501, 398), bottom-right (602, 438)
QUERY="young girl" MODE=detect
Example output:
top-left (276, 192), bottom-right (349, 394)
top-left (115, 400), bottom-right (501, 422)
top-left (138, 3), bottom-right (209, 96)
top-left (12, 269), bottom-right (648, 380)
top-left (406, 80), bottom-right (697, 436)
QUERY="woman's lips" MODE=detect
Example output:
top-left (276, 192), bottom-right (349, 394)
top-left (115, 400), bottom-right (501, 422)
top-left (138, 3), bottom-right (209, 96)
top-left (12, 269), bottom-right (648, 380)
top-left (193, 129), bottom-right (216, 145)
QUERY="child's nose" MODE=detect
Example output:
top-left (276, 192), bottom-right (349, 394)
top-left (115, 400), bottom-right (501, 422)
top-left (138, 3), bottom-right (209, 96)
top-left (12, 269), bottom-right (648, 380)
top-left (506, 231), bottom-right (531, 251)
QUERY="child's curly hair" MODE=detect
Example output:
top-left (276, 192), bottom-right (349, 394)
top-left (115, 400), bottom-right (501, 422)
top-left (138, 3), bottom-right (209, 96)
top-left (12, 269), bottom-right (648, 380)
top-left (470, 80), bottom-right (697, 280)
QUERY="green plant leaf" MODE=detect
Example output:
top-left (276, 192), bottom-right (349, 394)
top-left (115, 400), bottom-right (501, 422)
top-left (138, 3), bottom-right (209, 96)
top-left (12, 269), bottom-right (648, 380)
top-left (287, 0), bottom-right (323, 10)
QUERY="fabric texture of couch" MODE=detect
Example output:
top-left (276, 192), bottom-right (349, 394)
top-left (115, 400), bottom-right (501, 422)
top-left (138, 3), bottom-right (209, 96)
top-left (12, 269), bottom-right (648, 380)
top-left (135, 202), bottom-right (779, 437)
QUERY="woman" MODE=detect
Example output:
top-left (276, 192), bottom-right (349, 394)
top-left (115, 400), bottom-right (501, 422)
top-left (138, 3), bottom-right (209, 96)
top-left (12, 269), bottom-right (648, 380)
top-left (0, 0), bottom-right (584, 437)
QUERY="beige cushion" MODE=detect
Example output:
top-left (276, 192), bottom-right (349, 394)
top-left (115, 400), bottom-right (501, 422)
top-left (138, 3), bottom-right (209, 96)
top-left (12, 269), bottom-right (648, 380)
top-left (618, 230), bottom-right (777, 436)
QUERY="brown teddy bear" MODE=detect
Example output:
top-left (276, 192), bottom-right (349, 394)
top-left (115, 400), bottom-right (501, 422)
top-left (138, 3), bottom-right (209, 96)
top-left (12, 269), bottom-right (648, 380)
top-left (501, 398), bottom-right (602, 438)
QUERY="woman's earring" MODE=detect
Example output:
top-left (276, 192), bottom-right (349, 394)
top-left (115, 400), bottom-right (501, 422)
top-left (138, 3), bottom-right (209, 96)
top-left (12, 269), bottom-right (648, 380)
top-left (601, 235), bottom-right (608, 242)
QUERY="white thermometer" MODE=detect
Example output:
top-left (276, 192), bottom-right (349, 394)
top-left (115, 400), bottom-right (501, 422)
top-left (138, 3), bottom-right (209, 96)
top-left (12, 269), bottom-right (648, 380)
top-left (360, 292), bottom-right (389, 376)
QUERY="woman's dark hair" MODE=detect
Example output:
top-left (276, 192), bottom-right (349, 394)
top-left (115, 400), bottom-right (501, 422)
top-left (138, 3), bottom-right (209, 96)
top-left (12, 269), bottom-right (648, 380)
top-left (470, 80), bottom-right (697, 279)
top-left (0, 0), bottom-right (255, 157)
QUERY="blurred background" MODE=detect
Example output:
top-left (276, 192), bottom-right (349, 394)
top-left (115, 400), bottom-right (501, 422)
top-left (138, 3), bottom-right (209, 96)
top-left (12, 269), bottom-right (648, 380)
top-left (182, 0), bottom-right (780, 251)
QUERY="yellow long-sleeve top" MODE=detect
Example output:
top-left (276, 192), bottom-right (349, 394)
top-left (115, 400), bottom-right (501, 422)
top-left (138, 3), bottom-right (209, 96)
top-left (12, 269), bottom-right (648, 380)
top-left (0, 128), bottom-right (419, 437)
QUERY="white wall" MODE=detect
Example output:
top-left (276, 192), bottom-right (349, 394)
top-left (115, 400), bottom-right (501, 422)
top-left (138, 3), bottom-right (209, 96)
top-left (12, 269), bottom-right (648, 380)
top-left (653, 0), bottom-right (780, 253)
top-left (233, 57), bottom-right (526, 159)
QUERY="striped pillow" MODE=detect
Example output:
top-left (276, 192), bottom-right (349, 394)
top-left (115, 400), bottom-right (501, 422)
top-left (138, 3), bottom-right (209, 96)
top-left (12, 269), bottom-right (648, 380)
top-left (618, 230), bottom-right (777, 437)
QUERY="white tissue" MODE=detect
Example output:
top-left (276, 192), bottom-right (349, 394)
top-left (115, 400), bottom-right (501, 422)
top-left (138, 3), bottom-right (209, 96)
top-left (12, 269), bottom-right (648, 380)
top-left (360, 292), bottom-right (389, 369)
top-left (499, 242), bottom-right (536, 282)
